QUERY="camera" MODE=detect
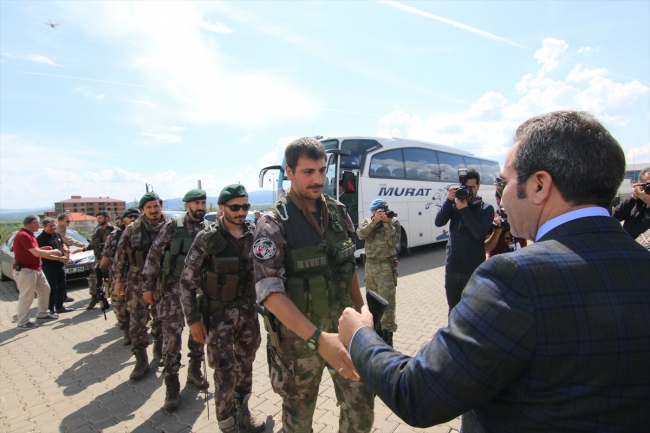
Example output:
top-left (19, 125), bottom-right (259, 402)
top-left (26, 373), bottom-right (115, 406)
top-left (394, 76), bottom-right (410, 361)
top-left (642, 181), bottom-right (650, 194)
top-left (380, 206), bottom-right (397, 219)
top-left (492, 208), bottom-right (510, 232)
top-left (455, 168), bottom-right (472, 201)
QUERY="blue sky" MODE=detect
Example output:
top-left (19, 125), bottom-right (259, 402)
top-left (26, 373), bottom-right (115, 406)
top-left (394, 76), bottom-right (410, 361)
top-left (1, 1), bottom-right (649, 209)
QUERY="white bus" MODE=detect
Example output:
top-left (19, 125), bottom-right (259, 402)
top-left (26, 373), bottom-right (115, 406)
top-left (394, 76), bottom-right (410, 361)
top-left (259, 136), bottom-right (500, 256)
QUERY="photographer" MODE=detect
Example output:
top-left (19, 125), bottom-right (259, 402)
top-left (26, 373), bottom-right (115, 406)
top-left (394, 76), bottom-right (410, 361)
top-left (611, 166), bottom-right (650, 239)
top-left (434, 168), bottom-right (494, 312)
top-left (357, 199), bottom-right (401, 347)
top-left (485, 191), bottom-right (527, 257)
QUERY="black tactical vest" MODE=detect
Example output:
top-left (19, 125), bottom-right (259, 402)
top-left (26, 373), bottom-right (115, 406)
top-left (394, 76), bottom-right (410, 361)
top-left (272, 195), bottom-right (356, 326)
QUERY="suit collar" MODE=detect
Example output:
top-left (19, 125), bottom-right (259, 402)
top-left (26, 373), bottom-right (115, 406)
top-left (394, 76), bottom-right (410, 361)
top-left (536, 207), bottom-right (610, 241)
top-left (537, 215), bottom-right (625, 242)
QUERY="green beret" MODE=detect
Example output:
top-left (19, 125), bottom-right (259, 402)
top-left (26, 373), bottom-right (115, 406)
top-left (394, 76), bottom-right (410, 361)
top-left (218, 184), bottom-right (248, 204)
top-left (138, 192), bottom-right (160, 209)
top-left (95, 210), bottom-right (110, 217)
top-left (121, 207), bottom-right (140, 219)
top-left (183, 188), bottom-right (207, 203)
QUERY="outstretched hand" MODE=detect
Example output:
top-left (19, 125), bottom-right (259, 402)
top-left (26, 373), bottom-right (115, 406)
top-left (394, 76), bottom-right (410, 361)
top-left (338, 306), bottom-right (374, 348)
top-left (318, 332), bottom-right (360, 381)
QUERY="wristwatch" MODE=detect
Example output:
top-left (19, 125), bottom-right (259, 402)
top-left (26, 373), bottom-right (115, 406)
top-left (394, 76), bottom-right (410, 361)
top-left (306, 328), bottom-right (322, 351)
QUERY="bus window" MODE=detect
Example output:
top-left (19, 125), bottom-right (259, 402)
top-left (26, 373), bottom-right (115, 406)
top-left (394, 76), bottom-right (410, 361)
top-left (404, 148), bottom-right (440, 181)
top-left (341, 139), bottom-right (381, 167)
top-left (480, 159), bottom-right (500, 184)
top-left (464, 157), bottom-right (484, 182)
top-left (438, 152), bottom-right (465, 181)
top-left (324, 154), bottom-right (337, 198)
top-left (370, 149), bottom-right (404, 179)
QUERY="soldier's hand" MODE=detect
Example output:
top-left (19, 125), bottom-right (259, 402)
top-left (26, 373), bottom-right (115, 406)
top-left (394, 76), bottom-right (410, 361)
top-left (143, 291), bottom-right (158, 305)
top-left (317, 332), bottom-right (360, 381)
top-left (373, 210), bottom-right (384, 224)
top-left (114, 282), bottom-right (125, 298)
top-left (190, 322), bottom-right (208, 344)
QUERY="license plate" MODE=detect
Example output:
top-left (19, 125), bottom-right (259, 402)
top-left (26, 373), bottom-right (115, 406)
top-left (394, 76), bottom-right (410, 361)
top-left (66, 266), bottom-right (84, 274)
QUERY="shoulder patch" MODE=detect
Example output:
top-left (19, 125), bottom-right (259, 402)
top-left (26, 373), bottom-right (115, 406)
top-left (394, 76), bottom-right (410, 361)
top-left (187, 249), bottom-right (200, 264)
top-left (153, 237), bottom-right (162, 246)
top-left (252, 237), bottom-right (276, 260)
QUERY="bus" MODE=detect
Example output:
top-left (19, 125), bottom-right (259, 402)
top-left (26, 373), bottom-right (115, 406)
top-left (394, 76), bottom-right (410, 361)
top-left (259, 136), bottom-right (500, 256)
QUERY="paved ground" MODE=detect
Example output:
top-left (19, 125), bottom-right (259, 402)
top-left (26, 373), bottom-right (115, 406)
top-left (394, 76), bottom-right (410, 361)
top-left (0, 243), bottom-right (461, 433)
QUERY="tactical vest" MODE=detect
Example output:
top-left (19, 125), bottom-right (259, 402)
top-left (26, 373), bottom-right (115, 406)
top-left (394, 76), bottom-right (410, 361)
top-left (200, 220), bottom-right (256, 310)
top-left (161, 215), bottom-right (205, 281)
top-left (92, 224), bottom-right (114, 258)
top-left (130, 218), bottom-right (155, 269)
top-left (273, 195), bottom-right (356, 326)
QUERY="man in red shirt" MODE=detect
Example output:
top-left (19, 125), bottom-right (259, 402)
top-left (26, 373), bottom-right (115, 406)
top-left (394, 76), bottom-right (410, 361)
top-left (14, 215), bottom-right (63, 329)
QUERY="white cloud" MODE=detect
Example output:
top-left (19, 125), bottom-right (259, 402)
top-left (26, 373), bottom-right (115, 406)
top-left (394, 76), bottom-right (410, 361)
top-left (169, 126), bottom-right (185, 132)
top-left (140, 132), bottom-right (182, 143)
top-left (259, 136), bottom-right (298, 168)
top-left (26, 55), bottom-right (63, 67)
top-left (379, 1), bottom-right (525, 48)
top-left (131, 99), bottom-right (157, 107)
top-left (535, 38), bottom-right (569, 74)
top-left (567, 64), bottom-right (609, 82)
top-left (199, 20), bottom-right (232, 33)
top-left (4, 53), bottom-right (15, 58)
top-left (577, 46), bottom-right (598, 55)
top-left (625, 144), bottom-right (650, 164)
top-left (376, 38), bottom-right (649, 162)
top-left (95, 94), bottom-right (105, 100)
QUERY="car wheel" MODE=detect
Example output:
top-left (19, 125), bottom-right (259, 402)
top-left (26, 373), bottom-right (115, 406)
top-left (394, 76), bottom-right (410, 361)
top-left (0, 269), bottom-right (11, 282)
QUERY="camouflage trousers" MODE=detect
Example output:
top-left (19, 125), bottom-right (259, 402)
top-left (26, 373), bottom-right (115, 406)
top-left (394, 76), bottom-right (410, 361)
top-left (206, 299), bottom-right (261, 421)
top-left (365, 259), bottom-right (397, 332)
top-left (88, 272), bottom-right (97, 296)
top-left (269, 308), bottom-right (374, 433)
top-left (109, 280), bottom-right (129, 330)
top-left (157, 291), bottom-right (204, 377)
top-left (125, 278), bottom-right (161, 352)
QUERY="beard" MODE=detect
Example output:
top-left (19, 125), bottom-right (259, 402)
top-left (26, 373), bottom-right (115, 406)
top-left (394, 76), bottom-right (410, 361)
top-left (224, 211), bottom-right (245, 226)
top-left (189, 209), bottom-right (205, 220)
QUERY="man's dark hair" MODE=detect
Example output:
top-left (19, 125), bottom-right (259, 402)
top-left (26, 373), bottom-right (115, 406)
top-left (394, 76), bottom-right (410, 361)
top-left (639, 167), bottom-right (650, 181)
top-left (465, 168), bottom-right (480, 184)
top-left (23, 215), bottom-right (39, 226)
top-left (57, 213), bottom-right (68, 222)
top-left (285, 137), bottom-right (327, 172)
top-left (513, 110), bottom-right (625, 208)
top-left (42, 217), bottom-right (55, 227)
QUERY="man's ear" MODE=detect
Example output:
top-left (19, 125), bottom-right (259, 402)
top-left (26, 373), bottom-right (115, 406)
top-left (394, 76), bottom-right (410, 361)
top-left (286, 165), bottom-right (294, 181)
top-left (530, 171), bottom-right (553, 205)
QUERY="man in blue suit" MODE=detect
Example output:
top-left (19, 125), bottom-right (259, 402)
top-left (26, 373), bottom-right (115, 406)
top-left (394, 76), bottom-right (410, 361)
top-left (338, 111), bottom-right (650, 432)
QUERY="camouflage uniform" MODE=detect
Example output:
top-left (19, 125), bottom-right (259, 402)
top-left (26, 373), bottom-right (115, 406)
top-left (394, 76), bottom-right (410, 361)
top-left (179, 216), bottom-right (261, 422)
top-left (356, 217), bottom-right (401, 332)
top-left (89, 224), bottom-right (115, 296)
top-left (142, 215), bottom-right (208, 378)
top-left (113, 215), bottom-right (168, 353)
top-left (102, 228), bottom-right (129, 331)
top-left (253, 194), bottom-right (374, 433)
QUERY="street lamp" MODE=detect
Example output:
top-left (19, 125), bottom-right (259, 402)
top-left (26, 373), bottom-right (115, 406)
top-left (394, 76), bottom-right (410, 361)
top-left (268, 173), bottom-right (277, 203)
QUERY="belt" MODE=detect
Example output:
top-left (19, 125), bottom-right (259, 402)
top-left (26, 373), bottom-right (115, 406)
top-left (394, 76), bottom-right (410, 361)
top-left (365, 257), bottom-right (391, 265)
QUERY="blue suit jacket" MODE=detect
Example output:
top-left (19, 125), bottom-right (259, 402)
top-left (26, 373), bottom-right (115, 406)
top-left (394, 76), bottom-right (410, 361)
top-left (351, 216), bottom-right (650, 432)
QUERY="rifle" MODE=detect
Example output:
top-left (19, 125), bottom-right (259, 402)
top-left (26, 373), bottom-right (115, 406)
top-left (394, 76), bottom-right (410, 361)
top-left (94, 263), bottom-right (110, 320)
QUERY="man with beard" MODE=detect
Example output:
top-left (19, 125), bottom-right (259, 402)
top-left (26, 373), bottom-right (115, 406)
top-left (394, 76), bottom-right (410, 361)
top-left (114, 192), bottom-right (168, 380)
top-left (434, 169), bottom-right (494, 312)
top-left (87, 210), bottom-right (115, 310)
top-left (180, 185), bottom-right (265, 432)
top-left (142, 189), bottom-right (210, 412)
top-left (36, 218), bottom-right (75, 315)
top-left (252, 138), bottom-right (374, 433)
top-left (99, 208), bottom-right (140, 345)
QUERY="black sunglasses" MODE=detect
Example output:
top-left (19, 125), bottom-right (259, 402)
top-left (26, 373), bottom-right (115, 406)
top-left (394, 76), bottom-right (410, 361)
top-left (223, 203), bottom-right (251, 212)
top-left (494, 173), bottom-right (533, 196)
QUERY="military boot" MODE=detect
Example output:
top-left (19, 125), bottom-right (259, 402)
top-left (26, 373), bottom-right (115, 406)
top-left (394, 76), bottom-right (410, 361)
top-left (122, 328), bottom-right (132, 346)
top-left (163, 374), bottom-right (180, 411)
top-left (235, 393), bottom-right (265, 432)
top-left (130, 349), bottom-right (150, 381)
top-left (150, 339), bottom-right (163, 368)
top-left (218, 416), bottom-right (238, 433)
top-left (186, 358), bottom-right (210, 389)
top-left (86, 294), bottom-right (98, 310)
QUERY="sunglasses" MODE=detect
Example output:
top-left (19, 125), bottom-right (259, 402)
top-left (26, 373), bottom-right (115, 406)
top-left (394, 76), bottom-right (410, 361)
top-left (494, 173), bottom-right (533, 196)
top-left (223, 203), bottom-right (251, 212)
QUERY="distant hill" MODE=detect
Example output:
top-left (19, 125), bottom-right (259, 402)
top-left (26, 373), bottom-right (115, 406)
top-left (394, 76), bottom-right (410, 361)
top-left (161, 190), bottom-right (274, 210)
top-left (0, 207), bottom-right (51, 220)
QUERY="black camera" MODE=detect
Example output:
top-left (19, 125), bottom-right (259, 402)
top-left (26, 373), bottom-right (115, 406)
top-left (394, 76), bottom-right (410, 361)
top-left (455, 168), bottom-right (472, 201)
top-left (492, 208), bottom-right (510, 232)
top-left (642, 181), bottom-right (650, 194)
top-left (380, 206), bottom-right (397, 219)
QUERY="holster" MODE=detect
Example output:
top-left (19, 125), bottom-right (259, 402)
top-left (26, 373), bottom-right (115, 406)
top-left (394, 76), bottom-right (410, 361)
top-left (255, 303), bottom-right (280, 347)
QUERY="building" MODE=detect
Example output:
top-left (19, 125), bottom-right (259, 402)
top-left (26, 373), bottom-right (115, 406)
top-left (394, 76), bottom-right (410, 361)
top-left (54, 196), bottom-right (126, 220)
top-left (618, 163), bottom-right (650, 200)
top-left (66, 212), bottom-right (97, 233)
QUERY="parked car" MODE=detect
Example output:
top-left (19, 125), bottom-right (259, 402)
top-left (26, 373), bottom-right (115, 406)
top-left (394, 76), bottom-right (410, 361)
top-left (164, 210), bottom-right (186, 219)
top-left (0, 229), bottom-right (96, 282)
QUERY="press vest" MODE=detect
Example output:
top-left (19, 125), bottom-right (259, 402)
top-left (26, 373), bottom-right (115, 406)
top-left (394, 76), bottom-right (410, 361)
top-left (200, 220), bottom-right (256, 308)
top-left (272, 195), bottom-right (356, 326)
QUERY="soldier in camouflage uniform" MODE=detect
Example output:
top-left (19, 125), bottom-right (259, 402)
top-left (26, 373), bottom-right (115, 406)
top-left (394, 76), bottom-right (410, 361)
top-left (142, 189), bottom-right (210, 412)
top-left (180, 184), bottom-right (265, 433)
top-left (87, 210), bottom-right (115, 310)
top-left (99, 208), bottom-right (140, 345)
top-left (252, 138), bottom-right (374, 433)
top-left (114, 192), bottom-right (168, 380)
top-left (356, 199), bottom-right (401, 347)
